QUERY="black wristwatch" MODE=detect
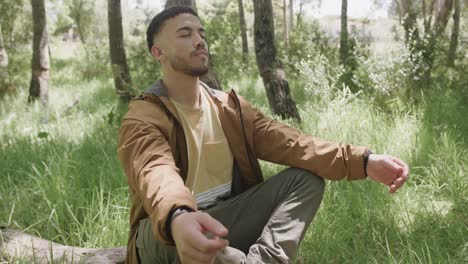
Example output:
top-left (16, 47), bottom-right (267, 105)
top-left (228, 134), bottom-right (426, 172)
top-left (363, 149), bottom-right (373, 177)
top-left (166, 206), bottom-right (194, 243)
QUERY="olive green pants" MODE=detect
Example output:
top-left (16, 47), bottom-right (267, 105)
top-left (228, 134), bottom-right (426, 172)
top-left (136, 167), bottom-right (325, 264)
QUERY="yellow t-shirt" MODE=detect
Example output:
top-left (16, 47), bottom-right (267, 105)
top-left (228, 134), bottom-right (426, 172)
top-left (170, 87), bottom-right (233, 208)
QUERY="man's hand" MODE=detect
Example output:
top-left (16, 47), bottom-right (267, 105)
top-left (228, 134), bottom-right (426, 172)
top-left (366, 154), bottom-right (410, 194)
top-left (171, 211), bottom-right (229, 264)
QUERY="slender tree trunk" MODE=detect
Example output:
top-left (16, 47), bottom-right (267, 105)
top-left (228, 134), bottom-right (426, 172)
top-left (288, 0), bottom-right (294, 31)
top-left (71, 0), bottom-right (87, 44)
top-left (339, 0), bottom-right (348, 65)
top-left (29, 0), bottom-right (50, 107)
top-left (165, 0), bottom-right (197, 9)
top-left (238, 0), bottom-right (249, 64)
top-left (253, 0), bottom-right (301, 122)
top-left (297, 0), bottom-right (304, 27)
top-left (433, 0), bottom-right (454, 37)
top-left (0, 24), bottom-right (8, 80)
top-left (426, 0), bottom-right (436, 33)
top-left (397, 0), bottom-right (420, 46)
top-left (447, 0), bottom-right (460, 66)
top-left (165, 0), bottom-right (221, 90)
top-left (283, 0), bottom-right (289, 48)
top-left (108, 0), bottom-right (133, 102)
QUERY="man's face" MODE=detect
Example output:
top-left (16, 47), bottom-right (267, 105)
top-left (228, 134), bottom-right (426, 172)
top-left (154, 13), bottom-right (209, 76)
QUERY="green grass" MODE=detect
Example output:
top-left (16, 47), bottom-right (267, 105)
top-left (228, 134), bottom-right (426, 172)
top-left (1, 56), bottom-right (467, 263)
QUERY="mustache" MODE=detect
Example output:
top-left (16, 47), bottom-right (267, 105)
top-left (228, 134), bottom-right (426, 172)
top-left (192, 48), bottom-right (208, 56)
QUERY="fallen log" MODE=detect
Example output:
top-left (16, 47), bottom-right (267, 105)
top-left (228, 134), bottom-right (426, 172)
top-left (0, 228), bottom-right (126, 263)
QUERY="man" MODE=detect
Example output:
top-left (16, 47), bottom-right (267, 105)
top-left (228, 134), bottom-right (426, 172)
top-left (117, 6), bottom-right (409, 264)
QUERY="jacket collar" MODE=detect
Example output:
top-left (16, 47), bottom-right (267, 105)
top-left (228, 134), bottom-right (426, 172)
top-left (144, 79), bottom-right (224, 102)
top-left (142, 79), bottom-right (228, 124)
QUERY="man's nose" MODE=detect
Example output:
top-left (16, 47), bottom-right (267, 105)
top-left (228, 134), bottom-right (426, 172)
top-left (193, 34), bottom-right (205, 48)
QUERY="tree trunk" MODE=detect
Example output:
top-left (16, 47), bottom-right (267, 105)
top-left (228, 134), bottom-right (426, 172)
top-left (0, 228), bottom-right (126, 263)
top-left (108, 0), bottom-right (133, 102)
top-left (447, 0), bottom-right (460, 66)
top-left (288, 0), bottom-right (294, 31)
top-left (433, 0), bottom-right (454, 37)
top-left (29, 0), bottom-right (50, 107)
top-left (426, 0), bottom-right (436, 33)
top-left (397, 0), bottom-right (420, 48)
top-left (253, 0), bottom-right (301, 122)
top-left (0, 24), bottom-right (8, 80)
top-left (70, 0), bottom-right (87, 44)
top-left (297, 0), bottom-right (304, 27)
top-left (339, 0), bottom-right (348, 66)
top-left (164, 0), bottom-right (221, 90)
top-left (283, 0), bottom-right (289, 48)
top-left (238, 0), bottom-right (249, 64)
top-left (165, 0), bottom-right (197, 9)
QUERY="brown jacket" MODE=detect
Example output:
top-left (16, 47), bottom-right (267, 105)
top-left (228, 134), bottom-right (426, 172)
top-left (117, 80), bottom-right (368, 264)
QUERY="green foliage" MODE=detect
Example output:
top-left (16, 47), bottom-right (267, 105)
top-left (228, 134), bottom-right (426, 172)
top-left (0, 0), bottom-right (31, 47)
top-left (203, 3), bottom-right (251, 86)
top-left (65, 0), bottom-right (95, 43)
top-left (0, 46), bottom-right (31, 98)
top-left (126, 24), bottom-right (162, 91)
top-left (281, 20), bottom-right (336, 76)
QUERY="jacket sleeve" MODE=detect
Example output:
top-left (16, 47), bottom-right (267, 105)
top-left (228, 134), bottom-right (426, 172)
top-left (243, 98), bottom-right (368, 181)
top-left (118, 118), bottom-right (197, 245)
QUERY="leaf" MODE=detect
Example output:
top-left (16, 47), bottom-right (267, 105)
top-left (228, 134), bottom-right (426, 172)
top-left (37, 132), bottom-right (49, 138)
top-left (106, 107), bottom-right (115, 125)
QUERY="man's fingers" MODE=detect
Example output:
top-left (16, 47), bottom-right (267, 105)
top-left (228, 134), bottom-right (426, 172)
top-left (389, 177), bottom-right (404, 193)
top-left (198, 212), bottom-right (229, 238)
top-left (183, 244), bottom-right (217, 264)
top-left (188, 213), bottom-right (229, 253)
top-left (392, 157), bottom-right (410, 178)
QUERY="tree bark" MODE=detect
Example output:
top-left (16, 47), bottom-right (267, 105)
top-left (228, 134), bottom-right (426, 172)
top-left (69, 0), bottom-right (87, 44)
top-left (253, 0), bottom-right (301, 122)
top-left (108, 0), bottom-right (133, 102)
top-left (283, 0), bottom-right (289, 48)
top-left (164, 0), bottom-right (221, 90)
top-left (0, 228), bottom-right (126, 263)
top-left (288, 0), bottom-right (294, 31)
top-left (447, 0), bottom-right (460, 66)
top-left (397, 0), bottom-right (420, 47)
top-left (339, 0), bottom-right (348, 66)
top-left (433, 0), bottom-right (454, 37)
top-left (29, 0), bottom-right (50, 107)
top-left (238, 0), bottom-right (249, 64)
top-left (297, 0), bottom-right (304, 27)
top-left (165, 0), bottom-right (197, 9)
top-left (0, 23), bottom-right (8, 80)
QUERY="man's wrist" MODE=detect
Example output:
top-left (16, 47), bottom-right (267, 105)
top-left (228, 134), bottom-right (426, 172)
top-left (166, 206), bottom-right (194, 243)
top-left (171, 207), bottom-right (190, 222)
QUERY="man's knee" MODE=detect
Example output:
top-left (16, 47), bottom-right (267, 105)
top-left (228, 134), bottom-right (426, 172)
top-left (286, 167), bottom-right (325, 197)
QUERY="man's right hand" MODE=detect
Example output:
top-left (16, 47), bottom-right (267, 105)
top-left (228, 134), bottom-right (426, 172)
top-left (171, 211), bottom-right (229, 264)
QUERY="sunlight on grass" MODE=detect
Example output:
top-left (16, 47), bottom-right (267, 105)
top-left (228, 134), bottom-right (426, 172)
top-left (1, 60), bottom-right (467, 263)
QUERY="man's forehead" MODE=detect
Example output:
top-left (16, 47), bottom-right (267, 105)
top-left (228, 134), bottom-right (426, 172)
top-left (163, 13), bottom-right (202, 32)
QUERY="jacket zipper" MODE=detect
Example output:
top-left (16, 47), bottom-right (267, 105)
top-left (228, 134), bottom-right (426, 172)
top-left (229, 90), bottom-right (263, 183)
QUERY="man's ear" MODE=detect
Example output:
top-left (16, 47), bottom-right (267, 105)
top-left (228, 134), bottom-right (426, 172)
top-left (151, 45), bottom-right (164, 61)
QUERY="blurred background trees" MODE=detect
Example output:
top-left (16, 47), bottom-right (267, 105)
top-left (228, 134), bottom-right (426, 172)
top-left (0, 0), bottom-right (465, 114)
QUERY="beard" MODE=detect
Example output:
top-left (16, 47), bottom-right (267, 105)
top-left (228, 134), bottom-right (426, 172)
top-left (169, 54), bottom-right (209, 77)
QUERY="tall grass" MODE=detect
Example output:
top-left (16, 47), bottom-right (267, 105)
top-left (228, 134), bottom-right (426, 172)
top-left (1, 55), bottom-right (466, 263)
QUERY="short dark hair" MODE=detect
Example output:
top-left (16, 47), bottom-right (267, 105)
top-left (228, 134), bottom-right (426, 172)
top-left (146, 6), bottom-right (199, 52)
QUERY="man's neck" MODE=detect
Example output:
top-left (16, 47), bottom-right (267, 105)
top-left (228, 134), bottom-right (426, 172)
top-left (163, 73), bottom-right (201, 108)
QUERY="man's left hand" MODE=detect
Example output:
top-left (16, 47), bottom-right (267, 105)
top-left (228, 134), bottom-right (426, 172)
top-left (366, 154), bottom-right (410, 194)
